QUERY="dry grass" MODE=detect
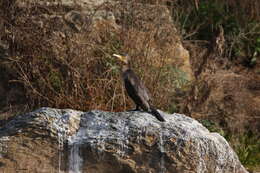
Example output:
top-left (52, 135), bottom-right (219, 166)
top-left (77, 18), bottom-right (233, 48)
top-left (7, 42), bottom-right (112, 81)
top-left (0, 0), bottom-right (190, 112)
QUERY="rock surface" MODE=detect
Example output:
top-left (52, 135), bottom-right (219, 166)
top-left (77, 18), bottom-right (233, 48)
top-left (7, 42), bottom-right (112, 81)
top-left (0, 107), bottom-right (248, 173)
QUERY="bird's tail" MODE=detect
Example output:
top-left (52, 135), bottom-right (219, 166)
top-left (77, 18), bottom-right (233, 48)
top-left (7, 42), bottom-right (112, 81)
top-left (150, 107), bottom-right (165, 122)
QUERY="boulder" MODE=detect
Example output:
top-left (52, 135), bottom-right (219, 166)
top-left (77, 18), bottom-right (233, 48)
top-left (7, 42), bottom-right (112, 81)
top-left (0, 107), bottom-right (248, 173)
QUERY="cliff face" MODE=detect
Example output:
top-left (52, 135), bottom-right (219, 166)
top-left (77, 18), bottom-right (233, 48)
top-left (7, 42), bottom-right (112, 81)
top-left (0, 107), bottom-right (247, 173)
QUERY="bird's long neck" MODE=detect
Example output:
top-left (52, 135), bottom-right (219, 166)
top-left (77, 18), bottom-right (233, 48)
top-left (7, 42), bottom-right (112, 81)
top-left (122, 63), bottom-right (131, 73)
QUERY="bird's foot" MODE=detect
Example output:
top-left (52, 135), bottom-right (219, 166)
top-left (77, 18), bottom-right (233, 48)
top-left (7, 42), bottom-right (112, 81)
top-left (127, 107), bottom-right (141, 112)
top-left (127, 109), bottom-right (138, 112)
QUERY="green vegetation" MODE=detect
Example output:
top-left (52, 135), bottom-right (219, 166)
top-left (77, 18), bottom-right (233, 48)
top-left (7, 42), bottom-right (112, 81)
top-left (173, 0), bottom-right (260, 65)
top-left (234, 134), bottom-right (260, 168)
top-left (200, 119), bottom-right (260, 171)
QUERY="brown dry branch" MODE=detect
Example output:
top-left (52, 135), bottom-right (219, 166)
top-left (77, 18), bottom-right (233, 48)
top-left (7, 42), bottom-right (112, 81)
top-left (0, 0), bottom-right (189, 112)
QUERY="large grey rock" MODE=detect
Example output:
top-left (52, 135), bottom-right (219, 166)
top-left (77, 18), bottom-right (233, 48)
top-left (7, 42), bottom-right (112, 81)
top-left (0, 107), bottom-right (247, 173)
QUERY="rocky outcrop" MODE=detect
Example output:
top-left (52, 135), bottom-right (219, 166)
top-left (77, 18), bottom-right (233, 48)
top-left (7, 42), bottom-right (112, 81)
top-left (0, 107), bottom-right (247, 173)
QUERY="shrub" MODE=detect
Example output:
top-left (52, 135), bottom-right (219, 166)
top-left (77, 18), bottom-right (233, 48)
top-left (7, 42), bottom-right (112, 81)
top-left (0, 1), bottom-right (190, 112)
top-left (171, 0), bottom-right (260, 65)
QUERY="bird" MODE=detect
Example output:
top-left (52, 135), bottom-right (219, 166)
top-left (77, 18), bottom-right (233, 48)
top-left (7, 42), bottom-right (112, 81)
top-left (112, 54), bottom-right (165, 122)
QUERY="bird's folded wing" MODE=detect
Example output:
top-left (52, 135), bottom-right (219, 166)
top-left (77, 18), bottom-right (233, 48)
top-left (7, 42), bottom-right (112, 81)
top-left (125, 70), bottom-right (151, 102)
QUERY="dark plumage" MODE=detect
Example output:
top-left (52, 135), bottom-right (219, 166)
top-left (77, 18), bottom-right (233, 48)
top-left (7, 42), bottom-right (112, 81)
top-left (113, 54), bottom-right (165, 122)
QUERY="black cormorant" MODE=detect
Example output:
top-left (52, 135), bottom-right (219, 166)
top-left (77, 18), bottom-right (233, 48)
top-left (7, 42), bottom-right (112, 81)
top-left (113, 54), bottom-right (165, 122)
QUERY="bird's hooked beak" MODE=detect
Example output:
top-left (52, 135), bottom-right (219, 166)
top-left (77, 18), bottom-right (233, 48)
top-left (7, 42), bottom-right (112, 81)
top-left (113, 54), bottom-right (128, 64)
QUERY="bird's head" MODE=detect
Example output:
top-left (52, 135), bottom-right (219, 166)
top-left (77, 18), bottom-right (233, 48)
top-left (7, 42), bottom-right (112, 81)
top-left (112, 54), bottom-right (130, 65)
